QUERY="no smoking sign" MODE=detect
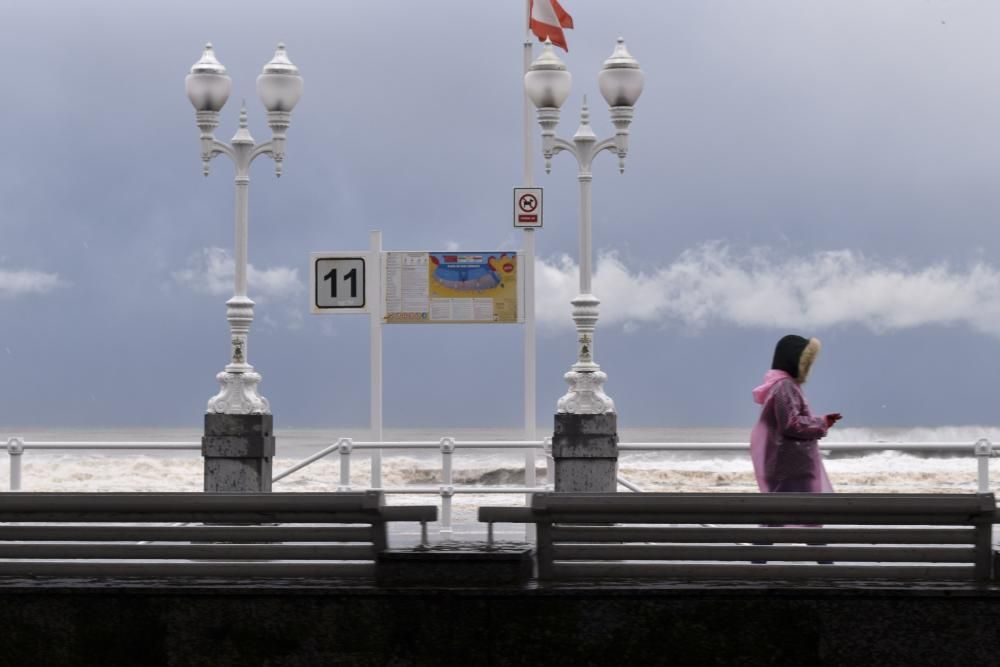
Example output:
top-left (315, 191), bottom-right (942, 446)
top-left (513, 187), bottom-right (543, 228)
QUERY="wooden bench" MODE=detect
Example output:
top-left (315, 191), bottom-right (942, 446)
top-left (480, 492), bottom-right (997, 581)
top-left (0, 491), bottom-right (436, 577)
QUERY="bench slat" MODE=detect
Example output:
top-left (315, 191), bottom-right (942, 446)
top-left (0, 512), bottom-right (390, 524)
top-left (550, 526), bottom-right (975, 545)
top-left (533, 493), bottom-right (995, 516)
top-left (0, 561), bottom-right (375, 578)
top-left (552, 562), bottom-right (974, 580)
top-left (0, 526), bottom-right (375, 543)
top-left (0, 492), bottom-right (384, 513)
top-left (551, 544), bottom-right (975, 563)
top-left (0, 543), bottom-right (376, 560)
top-left (536, 513), bottom-right (983, 525)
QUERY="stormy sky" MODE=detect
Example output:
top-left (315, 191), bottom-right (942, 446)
top-left (2, 1), bottom-right (999, 430)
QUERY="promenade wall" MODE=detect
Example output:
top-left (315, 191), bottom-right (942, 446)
top-left (1, 579), bottom-right (998, 665)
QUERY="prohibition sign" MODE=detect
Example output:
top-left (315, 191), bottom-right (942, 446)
top-left (513, 187), bottom-right (543, 228)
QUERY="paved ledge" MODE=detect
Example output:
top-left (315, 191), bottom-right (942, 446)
top-left (3, 574), bottom-right (1000, 595)
top-left (1, 576), bottom-right (999, 665)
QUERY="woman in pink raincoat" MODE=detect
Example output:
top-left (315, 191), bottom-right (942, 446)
top-left (750, 334), bottom-right (841, 493)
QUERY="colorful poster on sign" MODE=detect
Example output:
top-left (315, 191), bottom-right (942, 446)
top-left (383, 251), bottom-right (519, 323)
top-left (429, 252), bottom-right (518, 323)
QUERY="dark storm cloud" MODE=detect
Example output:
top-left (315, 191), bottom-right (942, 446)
top-left (1, 1), bottom-right (998, 428)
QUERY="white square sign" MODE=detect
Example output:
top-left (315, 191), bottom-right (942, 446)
top-left (513, 187), bottom-right (543, 228)
top-left (311, 254), bottom-right (369, 313)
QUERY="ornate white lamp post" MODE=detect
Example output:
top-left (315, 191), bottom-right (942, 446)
top-left (525, 37), bottom-right (643, 491)
top-left (185, 43), bottom-right (303, 415)
top-left (185, 43), bottom-right (302, 492)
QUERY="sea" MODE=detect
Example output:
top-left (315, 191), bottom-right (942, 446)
top-left (2, 425), bottom-right (997, 538)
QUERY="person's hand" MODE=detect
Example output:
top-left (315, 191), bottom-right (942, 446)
top-left (824, 413), bottom-right (843, 428)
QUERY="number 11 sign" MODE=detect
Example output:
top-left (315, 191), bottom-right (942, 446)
top-left (311, 253), bottom-right (369, 313)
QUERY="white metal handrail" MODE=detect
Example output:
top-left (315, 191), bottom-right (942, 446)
top-left (619, 442), bottom-right (984, 451)
top-left (4, 442), bottom-right (200, 449)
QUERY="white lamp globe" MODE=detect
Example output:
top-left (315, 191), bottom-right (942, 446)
top-left (524, 40), bottom-right (572, 110)
top-left (185, 43), bottom-right (231, 112)
top-left (256, 43), bottom-right (303, 113)
top-left (598, 38), bottom-right (644, 108)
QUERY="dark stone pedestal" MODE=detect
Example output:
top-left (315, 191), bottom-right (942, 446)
top-left (202, 414), bottom-right (275, 493)
top-left (552, 412), bottom-right (618, 492)
top-left (377, 542), bottom-right (534, 584)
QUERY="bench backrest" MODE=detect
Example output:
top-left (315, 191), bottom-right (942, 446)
top-left (485, 492), bottom-right (996, 581)
top-left (0, 491), bottom-right (436, 578)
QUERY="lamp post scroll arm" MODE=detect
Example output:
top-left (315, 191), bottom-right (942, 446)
top-left (594, 135), bottom-right (630, 174)
top-left (197, 135), bottom-right (236, 176)
top-left (541, 135), bottom-right (577, 174)
top-left (593, 137), bottom-right (618, 159)
top-left (206, 139), bottom-right (236, 164)
top-left (249, 140), bottom-right (276, 165)
top-left (550, 137), bottom-right (576, 157)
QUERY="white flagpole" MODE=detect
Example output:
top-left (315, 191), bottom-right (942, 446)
top-left (523, 0), bottom-right (539, 517)
top-left (524, 0), bottom-right (535, 189)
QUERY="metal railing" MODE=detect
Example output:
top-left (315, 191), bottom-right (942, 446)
top-left (615, 440), bottom-right (1000, 495)
top-left (4, 436), bottom-right (998, 538)
top-left (272, 437), bottom-right (551, 538)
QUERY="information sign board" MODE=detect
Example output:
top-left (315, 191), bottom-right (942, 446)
top-left (513, 187), bottom-right (543, 228)
top-left (384, 251), bottom-right (520, 323)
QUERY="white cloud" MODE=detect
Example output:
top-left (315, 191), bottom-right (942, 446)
top-left (173, 247), bottom-right (302, 302)
top-left (173, 248), bottom-right (304, 330)
top-left (535, 243), bottom-right (1000, 338)
top-left (0, 269), bottom-right (63, 298)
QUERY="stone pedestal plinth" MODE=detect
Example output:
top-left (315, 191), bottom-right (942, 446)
top-left (202, 414), bottom-right (275, 493)
top-left (552, 412), bottom-right (618, 492)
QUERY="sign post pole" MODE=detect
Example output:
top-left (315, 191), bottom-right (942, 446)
top-left (512, 188), bottom-right (542, 491)
top-left (370, 230), bottom-right (384, 488)
top-left (523, 228), bottom-right (536, 499)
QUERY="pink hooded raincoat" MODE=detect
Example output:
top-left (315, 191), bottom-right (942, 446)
top-left (750, 369), bottom-right (833, 493)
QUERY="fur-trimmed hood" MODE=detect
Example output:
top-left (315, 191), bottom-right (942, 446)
top-left (770, 335), bottom-right (821, 384)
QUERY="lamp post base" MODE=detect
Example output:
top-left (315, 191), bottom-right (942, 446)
top-left (557, 369), bottom-right (615, 415)
top-left (202, 413), bottom-right (275, 493)
top-left (551, 412), bottom-right (618, 492)
top-left (207, 368), bottom-right (270, 415)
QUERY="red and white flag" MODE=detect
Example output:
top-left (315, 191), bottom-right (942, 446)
top-left (530, 0), bottom-right (574, 51)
